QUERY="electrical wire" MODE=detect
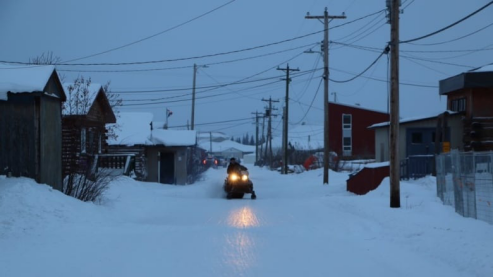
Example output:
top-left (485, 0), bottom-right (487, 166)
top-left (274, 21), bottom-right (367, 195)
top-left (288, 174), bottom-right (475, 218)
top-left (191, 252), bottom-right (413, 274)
top-left (61, 0), bottom-right (237, 63)
top-left (0, 30), bottom-right (324, 66)
top-left (329, 46), bottom-right (389, 83)
top-left (57, 42), bottom-right (318, 73)
top-left (290, 77), bottom-right (323, 125)
top-left (400, 1), bottom-right (493, 44)
top-left (407, 21), bottom-right (493, 46)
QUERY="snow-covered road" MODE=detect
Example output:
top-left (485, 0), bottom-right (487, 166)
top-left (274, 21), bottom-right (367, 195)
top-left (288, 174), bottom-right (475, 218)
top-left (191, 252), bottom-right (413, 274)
top-left (1, 166), bottom-right (492, 276)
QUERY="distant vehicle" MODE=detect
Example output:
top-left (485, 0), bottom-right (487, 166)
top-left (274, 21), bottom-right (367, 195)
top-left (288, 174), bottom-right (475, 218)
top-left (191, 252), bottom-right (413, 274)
top-left (214, 156), bottom-right (227, 167)
top-left (202, 156), bottom-right (215, 168)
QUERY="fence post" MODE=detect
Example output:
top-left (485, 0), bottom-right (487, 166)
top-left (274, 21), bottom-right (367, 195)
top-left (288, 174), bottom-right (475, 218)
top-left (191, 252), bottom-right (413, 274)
top-left (451, 149), bottom-right (464, 216)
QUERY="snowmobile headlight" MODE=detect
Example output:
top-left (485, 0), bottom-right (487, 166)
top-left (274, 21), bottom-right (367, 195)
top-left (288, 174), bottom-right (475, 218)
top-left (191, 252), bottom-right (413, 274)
top-left (241, 174), bottom-right (248, 181)
top-left (230, 174), bottom-right (239, 181)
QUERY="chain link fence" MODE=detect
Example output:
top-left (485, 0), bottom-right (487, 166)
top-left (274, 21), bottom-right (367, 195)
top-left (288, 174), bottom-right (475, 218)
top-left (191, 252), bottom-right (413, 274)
top-left (436, 150), bottom-right (493, 224)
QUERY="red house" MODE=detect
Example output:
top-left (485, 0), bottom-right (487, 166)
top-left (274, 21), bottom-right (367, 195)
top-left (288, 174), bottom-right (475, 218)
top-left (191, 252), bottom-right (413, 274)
top-left (329, 102), bottom-right (389, 159)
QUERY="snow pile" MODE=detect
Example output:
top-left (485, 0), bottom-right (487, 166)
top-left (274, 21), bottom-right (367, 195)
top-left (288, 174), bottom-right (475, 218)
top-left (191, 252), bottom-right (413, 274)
top-left (1, 167), bottom-right (492, 276)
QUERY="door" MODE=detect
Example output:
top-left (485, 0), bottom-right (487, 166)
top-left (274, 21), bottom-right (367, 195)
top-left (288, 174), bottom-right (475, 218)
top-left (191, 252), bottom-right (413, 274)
top-left (160, 152), bottom-right (175, 184)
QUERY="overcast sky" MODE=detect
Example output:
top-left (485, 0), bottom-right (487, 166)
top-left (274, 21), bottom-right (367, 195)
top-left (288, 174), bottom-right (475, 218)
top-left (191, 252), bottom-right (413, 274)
top-left (1, 0), bottom-right (492, 138)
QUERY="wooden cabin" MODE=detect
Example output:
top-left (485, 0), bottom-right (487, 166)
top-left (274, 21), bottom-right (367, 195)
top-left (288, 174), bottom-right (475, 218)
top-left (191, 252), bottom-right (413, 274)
top-left (62, 83), bottom-right (116, 177)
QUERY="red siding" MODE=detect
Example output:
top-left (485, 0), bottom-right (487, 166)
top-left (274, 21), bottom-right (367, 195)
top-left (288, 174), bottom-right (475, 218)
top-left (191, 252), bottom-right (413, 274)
top-left (329, 103), bottom-right (389, 158)
top-left (347, 165), bottom-right (389, 195)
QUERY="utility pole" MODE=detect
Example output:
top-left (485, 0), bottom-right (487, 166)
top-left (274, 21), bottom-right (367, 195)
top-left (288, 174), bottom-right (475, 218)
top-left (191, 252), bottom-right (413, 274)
top-left (260, 115), bottom-right (265, 162)
top-left (277, 64), bottom-right (299, 174)
top-left (209, 132), bottom-right (213, 153)
top-left (262, 97), bottom-right (279, 168)
top-left (388, 0), bottom-right (401, 208)
top-left (190, 63), bottom-right (208, 130)
top-left (252, 111), bottom-right (261, 164)
top-left (306, 8), bottom-right (346, 184)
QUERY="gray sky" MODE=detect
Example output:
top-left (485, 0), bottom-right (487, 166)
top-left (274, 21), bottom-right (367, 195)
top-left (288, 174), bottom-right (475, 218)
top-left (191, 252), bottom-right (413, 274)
top-left (1, 0), bottom-right (492, 138)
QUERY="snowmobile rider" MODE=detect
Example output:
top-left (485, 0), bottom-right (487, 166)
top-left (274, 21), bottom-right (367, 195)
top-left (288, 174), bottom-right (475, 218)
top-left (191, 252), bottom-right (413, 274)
top-left (227, 157), bottom-right (246, 175)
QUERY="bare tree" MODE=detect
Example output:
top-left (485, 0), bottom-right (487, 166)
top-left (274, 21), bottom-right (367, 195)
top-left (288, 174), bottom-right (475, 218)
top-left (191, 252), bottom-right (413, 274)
top-left (63, 169), bottom-right (116, 202)
top-left (29, 51), bottom-right (65, 81)
top-left (29, 51), bottom-right (62, 65)
top-left (64, 76), bottom-right (122, 141)
top-left (103, 81), bottom-right (122, 141)
top-left (64, 76), bottom-right (93, 115)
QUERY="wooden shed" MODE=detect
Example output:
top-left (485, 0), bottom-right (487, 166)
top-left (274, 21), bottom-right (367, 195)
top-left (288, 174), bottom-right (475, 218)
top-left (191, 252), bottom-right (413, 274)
top-left (108, 112), bottom-right (198, 185)
top-left (0, 64), bottom-right (66, 190)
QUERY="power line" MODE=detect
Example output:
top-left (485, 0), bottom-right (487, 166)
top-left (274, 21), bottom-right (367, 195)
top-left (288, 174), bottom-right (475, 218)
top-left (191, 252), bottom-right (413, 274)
top-left (120, 79), bottom-right (283, 105)
top-left (115, 67), bottom-right (321, 94)
top-left (332, 11), bottom-right (385, 42)
top-left (57, 42), bottom-right (318, 73)
top-left (168, 116), bottom-right (252, 129)
top-left (329, 9), bottom-right (385, 30)
top-left (61, 0), bottom-right (237, 63)
top-left (400, 1), bottom-right (493, 44)
top-left (291, 77), bottom-right (323, 125)
top-left (331, 40), bottom-right (477, 68)
top-left (407, 21), bottom-right (493, 46)
top-left (0, 30), bottom-right (324, 66)
top-left (329, 46), bottom-right (389, 83)
top-left (120, 69), bottom-right (322, 106)
top-left (329, 67), bottom-right (438, 88)
top-left (401, 55), bottom-right (451, 76)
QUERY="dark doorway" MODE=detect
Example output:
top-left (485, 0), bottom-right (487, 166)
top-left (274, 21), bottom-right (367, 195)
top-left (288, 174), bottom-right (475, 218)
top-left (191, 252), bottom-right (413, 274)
top-left (160, 152), bottom-right (175, 184)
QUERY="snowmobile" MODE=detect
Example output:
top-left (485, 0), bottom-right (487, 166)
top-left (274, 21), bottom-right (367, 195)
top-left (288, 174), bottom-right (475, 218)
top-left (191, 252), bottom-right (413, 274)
top-left (224, 168), bottom-right (256, 199)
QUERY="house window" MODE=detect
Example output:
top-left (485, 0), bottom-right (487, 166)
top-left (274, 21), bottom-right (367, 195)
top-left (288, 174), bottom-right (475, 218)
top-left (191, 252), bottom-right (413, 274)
top-left (81, 128), bottom-right (87, 153)
top-left (342, 114), bottom-right (352, 129)
top-left (451, 98), bottom-right (466, 112)
top-left (343, 137), bottom-right (352, 155)
top-left (342, 114), bottom-right (352, 156)
top-left (411, 132), bottom-right (423, 144)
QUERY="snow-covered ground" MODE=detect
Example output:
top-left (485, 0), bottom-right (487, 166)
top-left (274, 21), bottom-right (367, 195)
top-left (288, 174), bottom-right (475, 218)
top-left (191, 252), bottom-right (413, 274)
top-left (1, 166), bottom-right (492, 276)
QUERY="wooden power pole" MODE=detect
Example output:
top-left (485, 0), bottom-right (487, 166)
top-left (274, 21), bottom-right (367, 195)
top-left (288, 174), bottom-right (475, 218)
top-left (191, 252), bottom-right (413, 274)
top-left (388, 0), bottom-right (401, 208)
top-left (190, 63), bottom-right (208, 130)
top-left (262, 97), bottom-right (278, 168)
top-left (252, 111), bottom-right (261, 164)
top-left (306, 8), bottom-right (346, 184)
top-left (277, 64), bottom-right (299, 175)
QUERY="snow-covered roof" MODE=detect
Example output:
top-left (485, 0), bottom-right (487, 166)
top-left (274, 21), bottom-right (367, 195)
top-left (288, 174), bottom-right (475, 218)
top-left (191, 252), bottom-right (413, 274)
top-left (0, 64), bottom-right (57, 100)
top-left (151, 129), bottom-right (196, 146)
top-left (109, 112), bottom-right (196, 147)
top-left (62, 83), bottom-right (103, 115)
top-left (109, 112), bottom-right (154, 145)
top-left (368, 111), bottom-right (459, 129)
